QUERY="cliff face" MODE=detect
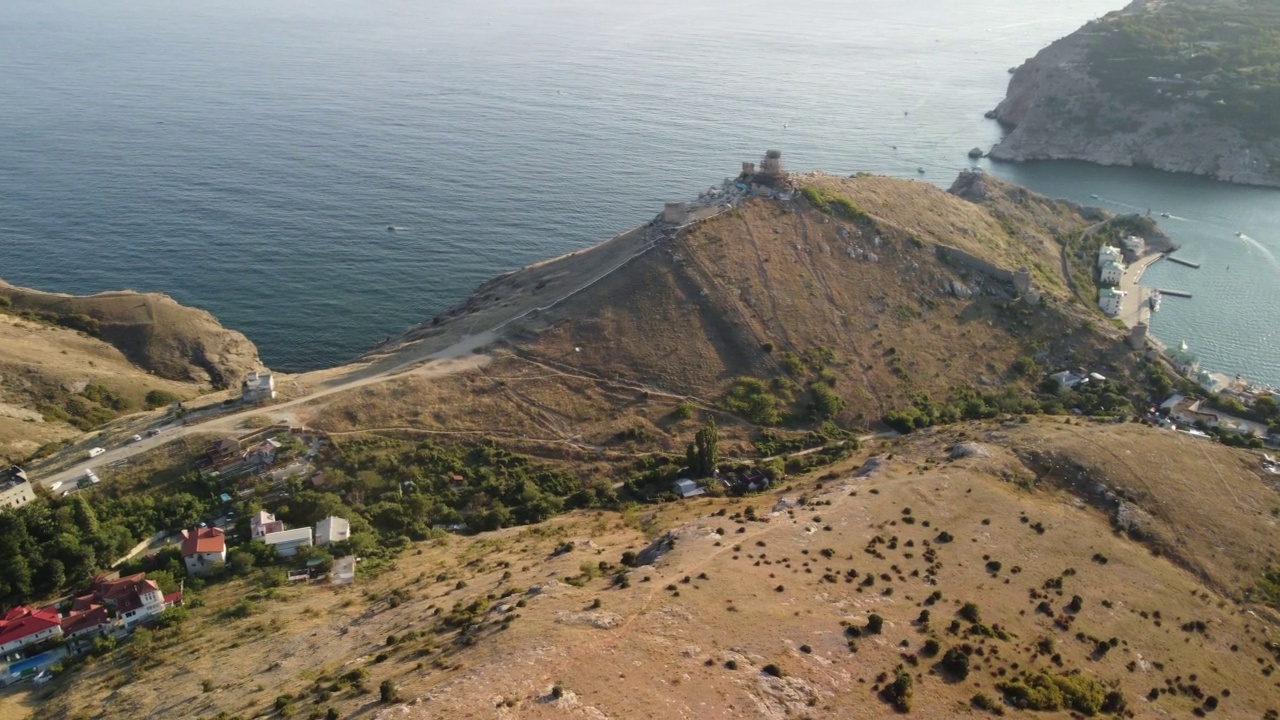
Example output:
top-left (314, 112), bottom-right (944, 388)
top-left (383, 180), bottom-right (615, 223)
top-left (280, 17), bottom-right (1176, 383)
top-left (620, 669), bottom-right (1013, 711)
top-left (0, 281), bottom-right (264, 388)
top-left (989, 2), bottom-right (1280, 188)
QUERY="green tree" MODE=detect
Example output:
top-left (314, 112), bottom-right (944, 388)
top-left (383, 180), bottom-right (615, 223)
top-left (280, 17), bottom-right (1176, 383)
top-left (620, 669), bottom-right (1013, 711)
top-left (685, 419), bottom-right (719, 477)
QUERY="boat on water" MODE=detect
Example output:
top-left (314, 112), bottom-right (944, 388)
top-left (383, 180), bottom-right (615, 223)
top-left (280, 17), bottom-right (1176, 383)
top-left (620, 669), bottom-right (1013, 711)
top-left (916, 167), bottom-right (925, 174)
top-left (1159, 212), bottom-right (1170, 218)
top-left (387, 225), bottom-right (396, 232)
top-left (1148, 291), bottom-right (1161, 312)
top-left (1090, 194), bottom-right (1099, 199)
top-left (1235, 231), bottom-right (1244, 238)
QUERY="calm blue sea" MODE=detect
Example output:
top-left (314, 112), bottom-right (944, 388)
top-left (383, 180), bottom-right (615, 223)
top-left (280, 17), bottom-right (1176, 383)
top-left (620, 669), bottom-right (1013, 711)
top-left (0, 0), bottom-right (1275, 385)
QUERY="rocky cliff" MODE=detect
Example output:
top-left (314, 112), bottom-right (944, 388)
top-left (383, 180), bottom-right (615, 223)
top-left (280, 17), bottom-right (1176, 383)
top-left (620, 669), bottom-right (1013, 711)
top-left (0, 281), bottom-right (264, 388)
top-left (989, 0), bottom-right (1280, 188)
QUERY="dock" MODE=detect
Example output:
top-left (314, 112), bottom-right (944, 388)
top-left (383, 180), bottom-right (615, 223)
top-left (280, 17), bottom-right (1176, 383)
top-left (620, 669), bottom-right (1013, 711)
top-left (1166, 255), bottom-right (1200, 269)
top-left (1157, 288), bottom-right (1192, 299)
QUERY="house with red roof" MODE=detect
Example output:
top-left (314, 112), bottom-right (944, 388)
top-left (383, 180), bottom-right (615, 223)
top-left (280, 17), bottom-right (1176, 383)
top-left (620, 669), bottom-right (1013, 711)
top-left (0, 607), bottom-right (62, 655)
top-left (58, 573), bottom-right (180, 645)
top-left (181, 527), bottom-right (227, 576)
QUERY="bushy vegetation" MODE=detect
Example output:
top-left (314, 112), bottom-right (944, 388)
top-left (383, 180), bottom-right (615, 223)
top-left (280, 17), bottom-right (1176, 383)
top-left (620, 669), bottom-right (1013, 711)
top-left (801, 186), bottom-right (872, 222)
top-left (1086, 1), bottom-right (1280, 142)
top-left (997, 670), bottom-right (1120, 715)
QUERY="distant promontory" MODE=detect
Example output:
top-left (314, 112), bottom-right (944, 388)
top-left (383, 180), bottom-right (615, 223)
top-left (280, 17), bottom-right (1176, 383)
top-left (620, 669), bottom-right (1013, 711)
top-left (988, 0), bottom-right (1280, 188)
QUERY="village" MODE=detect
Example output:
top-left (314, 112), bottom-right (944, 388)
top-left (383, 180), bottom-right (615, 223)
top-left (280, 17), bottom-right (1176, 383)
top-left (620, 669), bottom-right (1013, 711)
top-left (0, 373), bottom-right (360, 686)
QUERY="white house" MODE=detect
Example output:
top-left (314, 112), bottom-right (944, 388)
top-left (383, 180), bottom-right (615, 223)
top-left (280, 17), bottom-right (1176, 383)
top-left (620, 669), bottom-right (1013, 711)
top-left (242, 372), bottom-right (277, 403)
top-left (1099, 260), bottom-right (1125, 286)
top-left (1098, 245), bottom-right (1123, 267)
top-left (1048, 370), bottom-right (1084, 390)
top-left (1098, 287), bottom-right (1126, 316)
top-left (315, 516), bottom-right (350, 546)
top-left (0, 467), bottom-right (34, 512)
top-left (251, 509), bottom-right (285, 539)
top-left (673, 479), bottom-right (706, 499)
top-left (181, 527), bottom-right (227, 576)
top-left (263, 527), bottom-right (313, 557)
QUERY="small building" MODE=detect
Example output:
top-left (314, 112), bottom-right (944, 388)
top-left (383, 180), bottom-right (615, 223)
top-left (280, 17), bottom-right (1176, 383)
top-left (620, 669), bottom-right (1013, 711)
top-left (1099, 260), bottom-right (1125, 286)
top-left (242, 372), bottom-right (277, 403)
top-left (181, 527), bottom-right (227, 576)
top-left (250, 509), bottom-right (285, 539)
top-left (0, 607), bottom-right (62, 656)
top-left (263, 527), bottom-right (313, 557)
top-left (1168, 340), bottom-right (1200, 377)
top-left (673, 478), bottom-right (706, 499)
top-left (1048, 370), bottom-right (1084, 390)
top-left (315, 516), bottom-right (350, 546)
top-left (0, 467), bottom-right (35, 512)
top-left (1098, 245), bottom-right (1123, 267)
top-left (1098, 287), bottom-right (1126, 316)
top-left (210, 437), bottom-right (241, 461)
top-left (59, 605), bottom-right (110, 642)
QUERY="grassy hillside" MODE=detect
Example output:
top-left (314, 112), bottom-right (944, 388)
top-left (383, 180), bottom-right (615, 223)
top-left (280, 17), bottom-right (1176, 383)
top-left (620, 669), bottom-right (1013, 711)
top-left (510, 174), bottom-right (1117, 429)
top-left (0, 281), bottom-right (265, 461)
top-left (17, 419), bottom-right (1280, 719)
top-left (0, 312), bottom-right (202, 463)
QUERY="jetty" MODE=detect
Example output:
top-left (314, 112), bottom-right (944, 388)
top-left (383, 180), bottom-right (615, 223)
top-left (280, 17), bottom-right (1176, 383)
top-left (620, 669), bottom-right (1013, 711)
top-left (1158, 288), bottom-right (1193, 299)
top-left (1166, 255), bottom-right (1200, 269)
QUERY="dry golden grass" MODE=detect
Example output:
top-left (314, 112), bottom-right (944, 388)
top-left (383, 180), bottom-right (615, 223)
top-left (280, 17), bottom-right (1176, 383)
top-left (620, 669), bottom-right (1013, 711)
top-left (19, 419), bottom-right (1279, 720)
top-left (0, 312), bottom-right (204, 462)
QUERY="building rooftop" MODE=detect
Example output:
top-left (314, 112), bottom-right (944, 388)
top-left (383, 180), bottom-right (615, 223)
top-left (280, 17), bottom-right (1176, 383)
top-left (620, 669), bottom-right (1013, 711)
top-left (181, 527), bottom-right (226, 556)
top-left (263, 527), bottom-right (313, 545)
top-left (0, 606), bottom-right (61, 647)
top-left (1099, 287), bottom-right (1126, 298)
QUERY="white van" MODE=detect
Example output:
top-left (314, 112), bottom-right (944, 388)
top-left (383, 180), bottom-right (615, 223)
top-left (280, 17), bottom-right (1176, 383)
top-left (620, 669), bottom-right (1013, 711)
top-left (87, 447), bottom-right (105, 458)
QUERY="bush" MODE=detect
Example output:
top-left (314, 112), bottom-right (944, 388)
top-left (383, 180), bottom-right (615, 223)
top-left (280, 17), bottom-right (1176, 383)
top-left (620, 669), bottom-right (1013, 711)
top-left (379, 679), bottom-right (398, 703)
top-left (942, 646), bottom-right (971, 679)
top-left (880, 667), bottom-right (913, 712)
top-left (866, 614), bottom-right (884, 634)
top-left (145, 389), bottom-right (182, 410)
top-left (997, 671), bottom-right (1110, 714)
top-left (959, 602), bottom-right (981, 623)
top-left (762, 663), bottom-right (783, 678)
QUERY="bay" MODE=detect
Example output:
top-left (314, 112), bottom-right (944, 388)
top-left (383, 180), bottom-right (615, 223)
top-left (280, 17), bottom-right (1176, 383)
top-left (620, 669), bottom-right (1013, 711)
top-left (0, 0), bottom-right (1274, 386)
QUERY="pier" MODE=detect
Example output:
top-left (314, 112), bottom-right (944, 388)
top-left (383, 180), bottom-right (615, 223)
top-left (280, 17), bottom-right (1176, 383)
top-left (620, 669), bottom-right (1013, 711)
top-left (1157, 288), bottom-right (1193, 299)
top-left (1166, 255), bottom-right (1200, 269)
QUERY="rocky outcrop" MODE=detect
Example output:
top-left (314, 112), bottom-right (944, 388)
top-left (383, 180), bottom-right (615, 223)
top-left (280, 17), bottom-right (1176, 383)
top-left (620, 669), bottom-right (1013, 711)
top-left (0, 280), bottom-right (264, 388)
top-left (988, 2), bottom-right (1280, 188)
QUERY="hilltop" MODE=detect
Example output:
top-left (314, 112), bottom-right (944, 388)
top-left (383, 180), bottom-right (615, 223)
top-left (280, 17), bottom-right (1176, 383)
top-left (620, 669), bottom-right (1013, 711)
top-left (0, 281), bottom-right (264, 462)
top-left (990, 0), bottom-right (1280, 187)
top-left (336, 170), bottom-right (1127, 450)
top-left (20, 418), bottom-right (1280, 720)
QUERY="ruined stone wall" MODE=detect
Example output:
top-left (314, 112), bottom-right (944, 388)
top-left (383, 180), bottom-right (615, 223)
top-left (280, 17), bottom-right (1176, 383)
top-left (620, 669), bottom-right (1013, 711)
top-left (935, 245), bottom-right (1016, 284)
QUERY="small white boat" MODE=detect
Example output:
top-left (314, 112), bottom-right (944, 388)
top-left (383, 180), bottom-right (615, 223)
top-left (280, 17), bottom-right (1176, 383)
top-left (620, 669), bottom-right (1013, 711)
top-left (1235, 231), bottom-right (1244, 238)
top-left (1090, 194), bottom-right (1099, 199)
top-left (1159, 212), bottom-right (1170, 218)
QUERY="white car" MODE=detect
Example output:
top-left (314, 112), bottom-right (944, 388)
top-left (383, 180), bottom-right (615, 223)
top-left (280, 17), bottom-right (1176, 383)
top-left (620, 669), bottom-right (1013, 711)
top-left (129, 434), bottom-right (143, 444)
top-left (87, 447), bottom-right (105, 458)
top-left (49, 481), bottom-right (62, 491)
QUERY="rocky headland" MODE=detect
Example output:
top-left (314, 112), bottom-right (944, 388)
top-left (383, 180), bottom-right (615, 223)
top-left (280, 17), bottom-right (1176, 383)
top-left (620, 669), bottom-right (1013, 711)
top-left (989, 0), bottom-right (1280, 188)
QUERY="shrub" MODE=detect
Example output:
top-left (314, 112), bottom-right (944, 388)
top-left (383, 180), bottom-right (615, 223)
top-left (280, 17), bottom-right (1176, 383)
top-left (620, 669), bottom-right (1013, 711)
top-left (942, 646), bottom-right (971, 679)
top-left (866, 614), bottom-right (884, 634)
top-left (880, 667), bottom-right (914, 712)
top-left (672, 403), bottom-right (694, 420)
top-left (379, 679), bottom-right (399, 703)
top-left (762, 663), bottom-right (783, 678)
top-left (959, 602), bottom-right (981, 623)
top-left (145, 389), bottom-right (182, 409)
top-left (996, 671), bottom-right (1110, 714)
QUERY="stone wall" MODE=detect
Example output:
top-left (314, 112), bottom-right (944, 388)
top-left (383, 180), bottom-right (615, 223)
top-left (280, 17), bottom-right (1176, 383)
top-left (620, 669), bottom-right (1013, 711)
top-left (935, 245), bottom-right (1016, 284)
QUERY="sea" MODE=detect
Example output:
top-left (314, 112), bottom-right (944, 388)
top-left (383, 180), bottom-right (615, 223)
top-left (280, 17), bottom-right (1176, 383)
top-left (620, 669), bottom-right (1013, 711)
top-left (0, 0), bottom-right (1276, 386)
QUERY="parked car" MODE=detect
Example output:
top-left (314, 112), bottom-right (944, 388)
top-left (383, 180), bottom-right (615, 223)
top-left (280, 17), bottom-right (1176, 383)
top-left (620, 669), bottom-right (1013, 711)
top-left (146, 428), bottom-right (161, 437)
top-left (32, 670), bottom-right (52, 686)
top-left (49, 481), bottom-right (62, 491)
top-left (128, 434), bottom-right (143, 444)
top-left (87, 447), bottom-right (105, 458)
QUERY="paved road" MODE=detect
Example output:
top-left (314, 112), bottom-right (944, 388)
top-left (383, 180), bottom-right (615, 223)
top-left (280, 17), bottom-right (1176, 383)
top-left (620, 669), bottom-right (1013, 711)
top-left (33, 332), bottom-right (495, 490)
